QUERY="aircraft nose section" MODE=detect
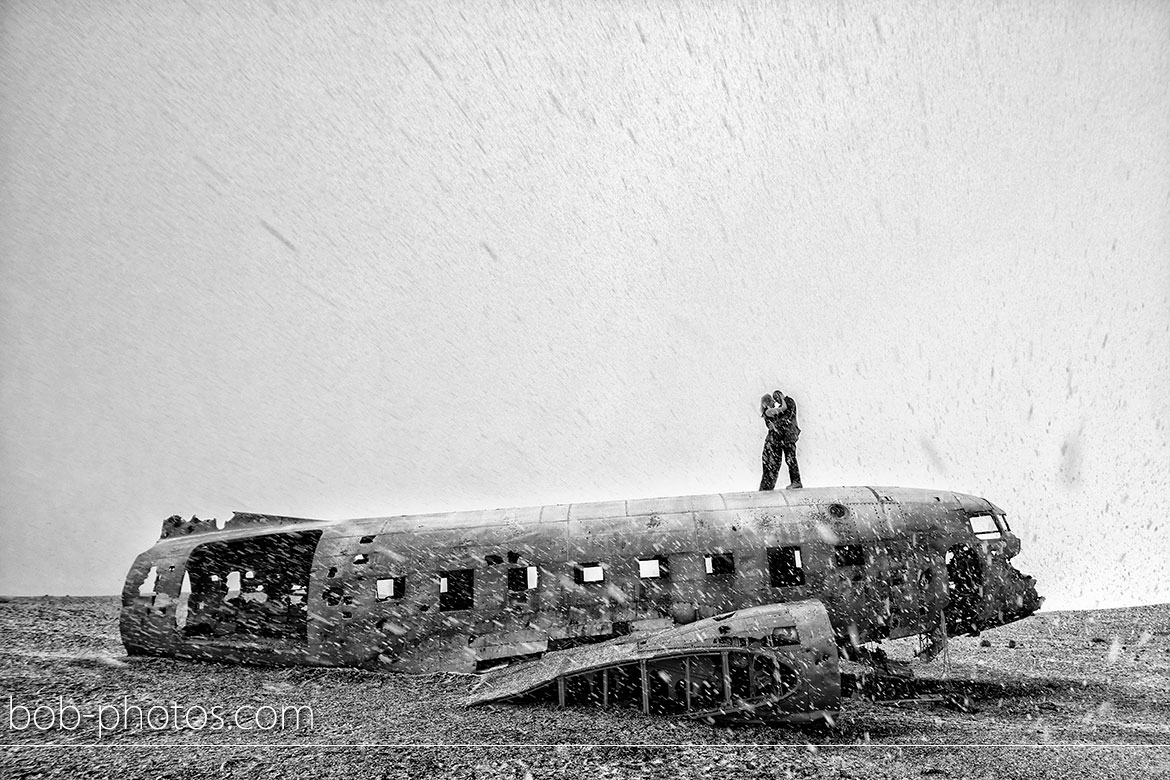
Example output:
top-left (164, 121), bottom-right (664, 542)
top-left (1004, 568), bottom-right (1043, 621)
top-left (946, 545), bottom-right (1042, 636)
top-left (980, 556), bottom-right (1043, 630)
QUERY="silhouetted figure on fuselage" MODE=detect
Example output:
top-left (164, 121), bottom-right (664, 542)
top-left (760, 390), bottom-right (801, 490)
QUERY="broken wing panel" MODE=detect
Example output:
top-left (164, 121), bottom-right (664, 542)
top-left (468, 600), bottom-right (840, 725)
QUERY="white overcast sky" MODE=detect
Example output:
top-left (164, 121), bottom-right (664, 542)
top-left (2, 1), bottom-right (1167, 610)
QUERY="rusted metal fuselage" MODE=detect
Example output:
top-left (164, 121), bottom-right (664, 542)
top-left (467, 601), bottom-right (842, 724)
top-left (122, 486), bottom-right (1041, 724)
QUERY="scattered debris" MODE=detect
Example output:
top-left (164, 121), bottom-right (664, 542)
top-left (469, 603), bottom-right (842, 726)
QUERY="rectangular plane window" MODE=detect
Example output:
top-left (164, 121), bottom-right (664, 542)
top-left (376, 576), bottom-right (406, 601)
top-left (704, 553), bottom-right (735, 576)
top-left (768, 546), bottom-right (805, 587)
top-left (969, 514), bottom-right (1002, 539)
top-left (438, 569), bottom-right (474, 611)
top-left (834, 544), bottom-right (865, 568)
top-left (638, 556), bottom-right (669, 579)
top-left (508, 565), bottom-right (538, 591)
top-left (574, 563), bottom-right (605, 584)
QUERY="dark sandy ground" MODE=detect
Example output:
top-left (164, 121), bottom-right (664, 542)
top-left (1, 597), bottom-right (1168, 778)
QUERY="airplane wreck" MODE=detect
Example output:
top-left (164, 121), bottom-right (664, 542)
top-left (122, 486), bottom-right (1042, 725)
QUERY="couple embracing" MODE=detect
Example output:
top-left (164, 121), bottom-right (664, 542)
top-left (759, 390), bottom-right (801, 491)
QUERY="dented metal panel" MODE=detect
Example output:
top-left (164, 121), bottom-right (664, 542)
top-left (717, 490), bottom-right (793, 512)
top-left (468, 601), bottom-right (841, 725)
top-left (626, 493), bottom-right (726, 516)
top-left (569, 499), bottom-right (629, 522)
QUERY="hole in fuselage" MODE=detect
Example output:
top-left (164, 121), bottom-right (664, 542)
top-left (137, 566), bottom-right (158, 597)
top-left (179, 530), bottom-right (323, 645)
top-left (945, 545), bottom-right (983, 634)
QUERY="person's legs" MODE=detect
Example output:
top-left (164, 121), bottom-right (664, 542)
top-left (760, 434), bottom-right (781, 491)
top-left (783, 440), bottom-right (802, 488)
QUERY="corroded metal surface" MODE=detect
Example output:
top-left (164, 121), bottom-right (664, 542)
top-left (121, 485), bottom-right (1041, 721)
top-left (468, 601), bottom-right (841, 724)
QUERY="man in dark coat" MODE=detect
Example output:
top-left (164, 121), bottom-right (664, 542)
top-left (759, 389), bottom-right (802, 491)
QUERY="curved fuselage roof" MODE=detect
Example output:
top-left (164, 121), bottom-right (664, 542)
top-left (148, 485), bottom-right (1002, 549)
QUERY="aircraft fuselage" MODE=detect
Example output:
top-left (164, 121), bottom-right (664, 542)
top-left (121, 486), bottom-right (1041, 673)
